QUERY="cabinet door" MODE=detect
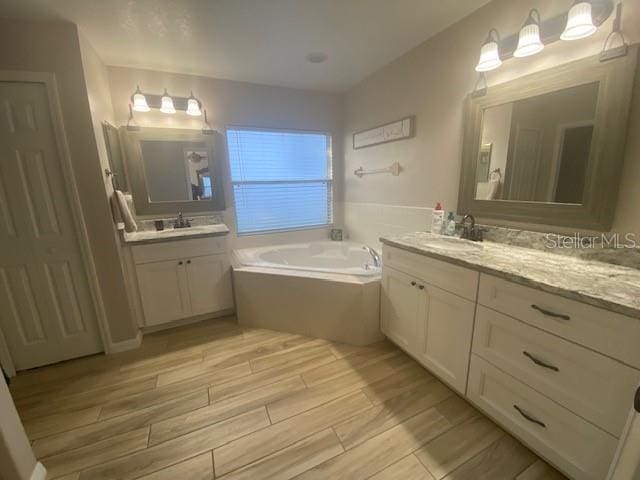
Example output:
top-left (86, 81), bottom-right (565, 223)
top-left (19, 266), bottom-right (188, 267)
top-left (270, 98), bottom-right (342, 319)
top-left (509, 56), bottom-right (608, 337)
top-left (136, 260), bottom-right (191, 326)
top-left (381, 266), bottom-right (422, 354)
top-left (186, 254), bottom-right (233, 316)
top-left (415, 284), bottom-right (475, 394)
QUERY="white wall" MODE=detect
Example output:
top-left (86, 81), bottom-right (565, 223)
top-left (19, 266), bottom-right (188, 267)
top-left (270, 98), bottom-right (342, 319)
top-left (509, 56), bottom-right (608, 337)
top-left (107, 66), bottom-right (343, 249)
top-left (342, 0), bottom-right (640, 236)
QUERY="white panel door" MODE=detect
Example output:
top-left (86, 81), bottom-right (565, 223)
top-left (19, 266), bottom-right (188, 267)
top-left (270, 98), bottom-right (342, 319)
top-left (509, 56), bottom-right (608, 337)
top-left (0, 81), bottom-right (102, 370)
top-left (415, 284), bottom-right (476, 394)
top-left (380, 266), bottom-right (421, 355)
top-left (185, 254), bottom-right (233, 316)
top-left (136, 260), bottom-right (191, 326)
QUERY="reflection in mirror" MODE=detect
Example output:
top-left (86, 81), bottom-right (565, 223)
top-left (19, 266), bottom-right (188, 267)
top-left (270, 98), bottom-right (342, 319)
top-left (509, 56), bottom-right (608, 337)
top-left (140, 141), bottom-right (213, 203)
top-left (475, 82), bottom-right (598, 204)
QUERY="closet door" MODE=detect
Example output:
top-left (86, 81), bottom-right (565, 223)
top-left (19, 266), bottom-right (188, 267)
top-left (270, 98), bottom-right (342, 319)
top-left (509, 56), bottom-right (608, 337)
top-left (0, 81), bottom-right (102, 370)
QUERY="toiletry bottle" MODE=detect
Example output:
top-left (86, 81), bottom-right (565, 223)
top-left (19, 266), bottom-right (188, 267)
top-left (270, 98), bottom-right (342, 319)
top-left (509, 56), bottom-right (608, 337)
top-left (445, 212), bottom-right (456, 236)
top-left (431, 202), bottom-right (445, 234)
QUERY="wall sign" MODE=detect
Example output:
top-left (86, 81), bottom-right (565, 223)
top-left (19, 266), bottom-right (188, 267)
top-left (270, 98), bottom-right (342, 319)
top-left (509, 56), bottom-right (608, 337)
top-left (353, 116), bottom-right (415, 149)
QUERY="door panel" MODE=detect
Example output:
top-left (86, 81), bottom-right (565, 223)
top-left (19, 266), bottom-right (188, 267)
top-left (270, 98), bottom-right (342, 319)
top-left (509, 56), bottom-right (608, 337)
top-left (415, 284), bottom-right (475, 394)
top-left (136, 260), bottom-right (191, 326)
top-left (0, 81), bottom-right (102, 370)
top-left (186, 254), bottom-right (233, 316)
top-left (381, 266), bottom-right (421, 354)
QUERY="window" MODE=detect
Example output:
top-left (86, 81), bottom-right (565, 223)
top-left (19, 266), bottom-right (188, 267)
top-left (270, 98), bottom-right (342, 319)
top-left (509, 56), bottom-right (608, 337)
top-left (226, 127), bottom-right (333, 234)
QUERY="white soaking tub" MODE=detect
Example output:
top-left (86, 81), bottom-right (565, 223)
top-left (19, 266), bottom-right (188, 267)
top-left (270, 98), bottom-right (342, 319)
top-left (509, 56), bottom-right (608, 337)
top-left (232, 241), bottom-right (382, 346)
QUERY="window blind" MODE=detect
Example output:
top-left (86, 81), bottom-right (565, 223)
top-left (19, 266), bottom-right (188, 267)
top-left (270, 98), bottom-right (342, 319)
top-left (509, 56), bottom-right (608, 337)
top-left (226, 128), bottom-right (333, 234)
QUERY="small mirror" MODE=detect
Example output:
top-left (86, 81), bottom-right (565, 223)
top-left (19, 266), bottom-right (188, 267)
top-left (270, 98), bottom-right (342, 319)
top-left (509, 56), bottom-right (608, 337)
top-left (122, 128), bottom-right (225, 215)
top-left (140, 140), bottom-right (214, 202)
top-left (475, 83), bottom-right (598, 204)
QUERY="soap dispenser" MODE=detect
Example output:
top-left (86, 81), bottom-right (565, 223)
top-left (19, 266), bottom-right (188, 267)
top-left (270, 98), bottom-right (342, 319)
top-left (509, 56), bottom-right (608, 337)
top-left (431, 202), bottom-right (445, 234)
top-left (445, 212), bottom-right (457, 236)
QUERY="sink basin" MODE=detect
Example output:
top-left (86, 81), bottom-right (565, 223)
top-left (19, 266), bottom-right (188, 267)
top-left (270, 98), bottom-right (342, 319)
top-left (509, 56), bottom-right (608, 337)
top-left (421, 237), bottom-right (483, 252)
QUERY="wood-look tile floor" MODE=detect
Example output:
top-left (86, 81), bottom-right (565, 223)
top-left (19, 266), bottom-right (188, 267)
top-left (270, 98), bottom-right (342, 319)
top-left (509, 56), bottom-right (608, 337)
top-left (10, 317), bottom-right (567, 480)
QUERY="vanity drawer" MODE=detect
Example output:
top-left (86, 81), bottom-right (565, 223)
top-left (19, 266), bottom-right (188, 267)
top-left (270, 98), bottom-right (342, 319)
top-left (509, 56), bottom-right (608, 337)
top-left (473, 305), bottom-right (640, 436)
top-left (468, 355), bottom-right (618, 480)
top-left (132, 236), bottom-right (226, 264)
top-left (382, 245), bottom-right (479, 301)
top-left (478, 274), bottom-right (640, 368)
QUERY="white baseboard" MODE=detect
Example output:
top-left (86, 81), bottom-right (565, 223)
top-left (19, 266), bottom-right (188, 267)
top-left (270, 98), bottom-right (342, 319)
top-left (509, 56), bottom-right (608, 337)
top-left (30, 462), bottom-right (46, 480)
top-left (108, 330), bottom-right (143, 353)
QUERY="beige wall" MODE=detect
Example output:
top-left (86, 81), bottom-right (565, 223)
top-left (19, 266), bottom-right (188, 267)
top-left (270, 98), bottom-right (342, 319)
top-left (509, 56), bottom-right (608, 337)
top-left (0, 19), bottom-right (137, 343)
top-left (342, 0), bottom-right (640, 235)
top-left (0, 377), bottom-right (37, 480)
top-left (107, 66), bottom-right (343, 248)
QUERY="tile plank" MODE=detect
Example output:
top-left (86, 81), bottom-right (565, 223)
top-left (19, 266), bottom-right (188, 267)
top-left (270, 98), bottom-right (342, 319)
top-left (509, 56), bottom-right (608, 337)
top-left (214, 391), bottom-right (371, 477)
top-left (33, 390), bottom-right (208, 458)
top-left (219, 428), bottom-right (343, 480)
top-left (79, 407), bottom-right (270, 480)
top-left (369, 454), bottom-right (435, 480)
top-left (136, 452), bottom-right (214, 480)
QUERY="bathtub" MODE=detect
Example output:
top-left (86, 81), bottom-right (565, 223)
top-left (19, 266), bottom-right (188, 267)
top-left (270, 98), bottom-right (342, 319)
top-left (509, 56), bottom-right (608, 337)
top-left (232, 241), bottom-right (383, 346)
top-left (234, 241), bottom-right (381, 276)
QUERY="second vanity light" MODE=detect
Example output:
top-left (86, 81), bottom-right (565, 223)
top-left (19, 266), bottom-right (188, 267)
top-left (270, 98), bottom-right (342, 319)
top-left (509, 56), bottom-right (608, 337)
top-left (130, 87), bottom-right (202, 116)
top-left (475, 0), bottom-right (620, 73)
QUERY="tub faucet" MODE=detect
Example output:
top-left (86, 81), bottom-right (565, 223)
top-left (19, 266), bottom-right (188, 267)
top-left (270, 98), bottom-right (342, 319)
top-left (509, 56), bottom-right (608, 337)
top-left (363, 246), bottom-right (381, 268)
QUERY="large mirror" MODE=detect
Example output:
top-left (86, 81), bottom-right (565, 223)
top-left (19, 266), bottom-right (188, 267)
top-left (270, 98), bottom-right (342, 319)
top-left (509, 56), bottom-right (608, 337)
top-left (459, 48), bottom-right (637, 231)
top-left (122, 127), bottom-right (225, 215)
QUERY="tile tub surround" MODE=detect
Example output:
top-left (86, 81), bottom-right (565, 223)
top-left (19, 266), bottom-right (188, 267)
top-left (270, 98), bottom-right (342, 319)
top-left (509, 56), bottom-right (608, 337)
top-left (380, 232), bottom-right (640, 319)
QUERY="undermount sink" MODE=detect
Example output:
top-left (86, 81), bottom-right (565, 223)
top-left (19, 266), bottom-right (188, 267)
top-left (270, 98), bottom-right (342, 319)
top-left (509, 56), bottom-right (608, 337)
top-left (421, 237), bottom-right (484, 252)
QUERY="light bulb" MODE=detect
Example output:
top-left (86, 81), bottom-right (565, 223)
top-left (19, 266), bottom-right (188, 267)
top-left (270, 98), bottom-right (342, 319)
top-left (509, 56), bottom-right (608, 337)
top-left (132, 86), bottom-right (150, 112)
top-left (561, 1), bottom-right (597, 41)
top-left (186, 96), bottom-right (201, 116)
top-left (475, 39), bottom-right (502, 72)
top-left (160, 90), bottom-right (176, 114)
top-left (514, 11), bottom-right (544, 58)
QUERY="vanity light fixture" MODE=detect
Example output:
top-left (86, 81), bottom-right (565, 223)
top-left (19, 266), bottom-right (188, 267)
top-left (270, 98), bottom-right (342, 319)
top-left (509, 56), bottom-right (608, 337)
top-left (475, 29), bottom-right (502, 72)
top-left (132, 86), bottom-right (150, 112)
top-left (514, 9), bottom-right (544, 58)
top-left (186, 92), bottom-right (202, 116)
top-left (561, 1), bottom-right (597, 41)
top-left (599, 3), bottom-right (628, 62)
top-left (160, 89), bottom-right (176, 114)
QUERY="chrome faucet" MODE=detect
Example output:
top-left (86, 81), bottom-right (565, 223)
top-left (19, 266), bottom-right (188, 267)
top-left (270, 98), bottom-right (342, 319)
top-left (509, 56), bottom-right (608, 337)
top-left (363, 246), bottom-right (381, 268)
top-left (460, 214), bottom-right (484, 242)
top-left (173, 212), bottom-right (192, 229)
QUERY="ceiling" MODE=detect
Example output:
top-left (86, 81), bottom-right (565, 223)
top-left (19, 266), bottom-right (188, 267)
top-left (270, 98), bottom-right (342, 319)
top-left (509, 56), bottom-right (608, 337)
top-left (0, 0), bottom-right (490, 92)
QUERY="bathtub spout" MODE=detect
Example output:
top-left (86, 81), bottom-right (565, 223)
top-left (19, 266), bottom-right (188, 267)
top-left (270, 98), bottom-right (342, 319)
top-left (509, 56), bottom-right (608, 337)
top-left (363, 246), bottom-right (381, 268)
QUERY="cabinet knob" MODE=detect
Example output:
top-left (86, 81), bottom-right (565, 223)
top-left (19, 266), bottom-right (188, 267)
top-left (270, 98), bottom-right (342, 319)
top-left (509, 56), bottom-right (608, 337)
top-left (418, 285), bottom-right (425, 290)
top-left (187, 260), bottom-right (191, 264)
top-left (410, 281), bottom-right (416, 286)
top-left (178, 261), bottom-right (183, 265)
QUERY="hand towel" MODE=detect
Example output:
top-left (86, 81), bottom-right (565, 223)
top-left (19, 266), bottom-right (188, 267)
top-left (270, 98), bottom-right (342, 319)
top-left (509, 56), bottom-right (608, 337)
top-left (111, 190), bottom-right (137, 233)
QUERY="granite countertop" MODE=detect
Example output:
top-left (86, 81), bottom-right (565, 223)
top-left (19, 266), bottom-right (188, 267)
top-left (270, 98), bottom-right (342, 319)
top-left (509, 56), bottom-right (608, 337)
top-left (123, 224), bottom-right (230, 244)
top-left (380, 232), bottom-right (640, 319)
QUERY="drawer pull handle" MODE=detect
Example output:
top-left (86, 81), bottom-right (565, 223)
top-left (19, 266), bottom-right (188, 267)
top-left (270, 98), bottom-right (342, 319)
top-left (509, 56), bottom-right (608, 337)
top-left (531, 304), bottom-right (570, 321)
top-left (513, 405), bottom-right (546, 428)
top-left (523, 351), bottom-right (559, 372)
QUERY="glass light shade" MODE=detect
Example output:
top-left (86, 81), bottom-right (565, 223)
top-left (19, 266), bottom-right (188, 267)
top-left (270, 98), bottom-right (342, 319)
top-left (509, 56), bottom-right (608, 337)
top-left (160, 94), bottom-right (176, 114)
top-left (514, 23), bottom-right (544, 57)
top-left (132, 91), bottom-right (150, 112)
top-left (475, 41), bottom-right (502, 72)
top-left (561, 2), bottom-right (597, 41)
top-left (186, 97), bottom-right (202, 116)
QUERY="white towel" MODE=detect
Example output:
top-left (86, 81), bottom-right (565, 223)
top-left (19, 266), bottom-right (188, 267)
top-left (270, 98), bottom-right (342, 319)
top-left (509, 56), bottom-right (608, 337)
top-left (110, 190), bottom-right (137, 233)
top-left (485, 172), bottom-right (502, 200)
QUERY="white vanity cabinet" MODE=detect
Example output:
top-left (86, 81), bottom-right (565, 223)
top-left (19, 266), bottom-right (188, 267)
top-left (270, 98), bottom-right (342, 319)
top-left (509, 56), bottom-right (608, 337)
top-left (381, 245), bottom-right (479, 394)
top-left (131, 236), bottom-right (233, 326)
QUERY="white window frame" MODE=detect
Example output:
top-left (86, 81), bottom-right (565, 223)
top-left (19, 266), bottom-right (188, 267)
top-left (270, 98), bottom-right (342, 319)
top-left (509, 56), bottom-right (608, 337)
top-left (226, 126), bottom-right (334, 236)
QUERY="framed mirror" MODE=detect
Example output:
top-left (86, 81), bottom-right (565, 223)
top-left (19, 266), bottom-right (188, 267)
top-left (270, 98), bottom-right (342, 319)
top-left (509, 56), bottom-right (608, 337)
top-left (122, 127), bottom-right (225, 215)
top-left (458, 47), bottom-right (637, 231)
top-left (102, 121), bottom-right (129, 191)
